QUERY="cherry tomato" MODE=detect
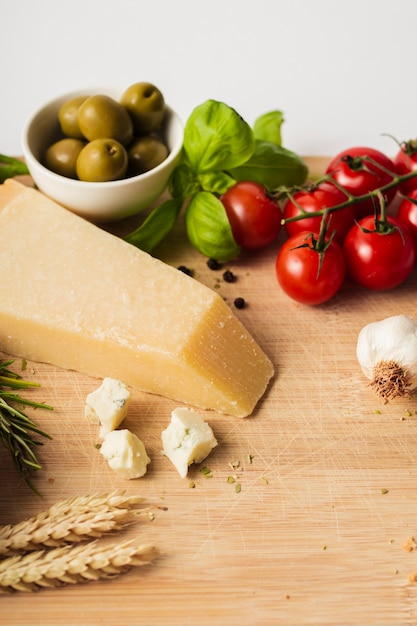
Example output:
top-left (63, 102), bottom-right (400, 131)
top-left (220, 181), bottom-right (281, 250)
top-left (394, 139), bottom-right (417, 194)
top-left (343, 215), bottom-right (415, 290)
top-left (282, 181), bottom-right (355, 245)
top-left (275, 231), bottom-right (346, 305)
top-left (397, 189), bottom-right (417, 247)
top-left (326, 146), bottom-right (397, 219)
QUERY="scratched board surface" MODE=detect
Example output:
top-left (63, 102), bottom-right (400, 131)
top-left (2, 158), bottom-right (417, 625)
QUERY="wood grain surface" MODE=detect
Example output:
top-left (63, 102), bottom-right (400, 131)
top-left (2, 158), bottom-right (417, 625)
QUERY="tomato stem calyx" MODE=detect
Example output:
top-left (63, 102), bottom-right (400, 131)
top-left (290, 209), bottom-right (335, 278)
top-left (356, 190), bottom-right (404, 239)
top-left (402, 139), bottom-right (417, 156)
top-left (340, 154), bottom-right (397, 180)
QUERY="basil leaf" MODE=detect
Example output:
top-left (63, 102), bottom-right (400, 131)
top-left (228, 140), bottom-right (308, 190)
top-left (185, 191), bottom-right (241, 261)
top-left (197, 171), bottom-right (236, 195)
top-left (0, 154), bottom-right (30, 183)
top-left (169, 163), bottom-right (200, 199)
top-left (253, 111), bottom-right (284, 146)
top-left (183, 100), bottom-right (255, 173)
top-left (124, 198), bottom-right (183, 253)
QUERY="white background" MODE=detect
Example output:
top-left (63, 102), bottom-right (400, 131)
top-left (2, 0), bottom-right (416, 157)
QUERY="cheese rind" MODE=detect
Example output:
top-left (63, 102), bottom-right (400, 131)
top-left (0, 180), bottom-right (274, 417)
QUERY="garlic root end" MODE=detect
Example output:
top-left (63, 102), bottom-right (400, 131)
top-left (370, 360), bottom-right (411, 403)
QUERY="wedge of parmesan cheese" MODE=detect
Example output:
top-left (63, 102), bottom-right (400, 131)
top-left (0, 179), bottom-right (274, 417)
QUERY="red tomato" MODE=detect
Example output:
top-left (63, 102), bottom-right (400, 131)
top-left (326, 146), bottom-right (397, 219)
top-left (282, 181), bottom-right (355, 245)
top-left (397, 189), bottom-right (417, 247)
top-left (220, 181), bottom-right (281, 250)
top-left (394, 139), bottom-right (417, 194)
top-left (343, 215), bottom-right (415, 290)
top-left (275, 231), bottom-right (346, 305)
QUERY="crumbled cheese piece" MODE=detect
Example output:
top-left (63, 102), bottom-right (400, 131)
top-left (100, 429), bottom-right (150, 479)
top-left (85, 378), bottom-right (131, 438)
top-left (161, 407), bottom-right (218, 478)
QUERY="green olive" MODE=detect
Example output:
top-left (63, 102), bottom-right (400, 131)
top-left (77, 95), bottom-right (133, 146)
top-left (58, 96), bottom-right (89, 139)
top-left (127, 136), bottom-right (169, 176)
top-left (76, 138), bottom-right (128, 182)
top-left (44, 138), bottom-right (86, 178)
top-left (120, 82), bottom-right (165, 134)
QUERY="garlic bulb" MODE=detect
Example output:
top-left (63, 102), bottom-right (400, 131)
top-left (356, 314), bottom-right (417, 403)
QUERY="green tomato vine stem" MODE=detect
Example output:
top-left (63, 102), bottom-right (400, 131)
top-left (280, 165), bottom-right (417, 226)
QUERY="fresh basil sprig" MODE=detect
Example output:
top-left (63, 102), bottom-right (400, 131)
top-left (253, 109), bottom-right (284, 145)
top-left (125, 100), bottom-right (307, 261)
top-left (0, 154), bottom-right (30, 183)
top-left (183, 100), bottom-right (255, 173)
top-left (124, 198), bottom-right (183, 253)
top-left (185, 191), bottom-right (241, 260)
top-left (228, 140), bottom-right (308, 190)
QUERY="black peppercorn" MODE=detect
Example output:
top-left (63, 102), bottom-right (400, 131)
top-left (234, 297), bottom-right (246, 309)
top-left (207, 258), bottom-right (222, 270)
top-left (223, 270), bottom-right (237, 283)
top-left (177, 265), bottom-right (193, 277)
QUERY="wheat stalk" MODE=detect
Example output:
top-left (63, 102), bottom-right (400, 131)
top-left (0, 491), bottom-right (151, 557)
top-left (0, 540), bottom-right (159, 593)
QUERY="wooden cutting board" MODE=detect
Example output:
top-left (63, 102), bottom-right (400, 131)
top-left (2, 158), bottom-right (417, 625)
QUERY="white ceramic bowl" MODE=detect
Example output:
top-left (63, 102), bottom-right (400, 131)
top-left (21, 88), bottom-right (183, 222)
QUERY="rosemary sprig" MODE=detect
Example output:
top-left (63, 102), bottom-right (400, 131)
top-left (0, 359), bottom-right (52, 494)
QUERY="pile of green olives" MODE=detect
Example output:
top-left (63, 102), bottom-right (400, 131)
top-left (44, 82), bottom-right (170, 182)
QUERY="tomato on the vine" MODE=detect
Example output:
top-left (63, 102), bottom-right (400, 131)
top-left (397, 189), bottom-right (417, 247)
top-left (326, 146), bottom-right (397, 219)
top-left (220, 181), bottom-right (282, 251)
top-left (343, 215), bottom-right (416, 290)
top-left (282, 181), bottom-right (355, 245)
top-left (275, 231), bottom-right (346, 305)
top-left (394, 139), bottom-right (417, 194)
